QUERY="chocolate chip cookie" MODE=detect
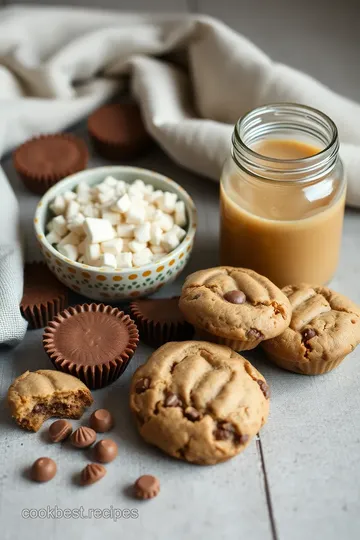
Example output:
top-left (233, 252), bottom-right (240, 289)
top-left (8, 370), bottom-right (93, 431)
top-left (130, 341), bottom-right (270, 465)
top-left (179, 267), bottom-right (291, 351)
top-left (262, 284), bottom-right (360, 375)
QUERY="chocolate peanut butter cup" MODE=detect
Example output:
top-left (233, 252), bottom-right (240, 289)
top-left (129, 297), bottom-right (194, 348)
top-left (87, 103), bottom-right (151, 161)
top-left (43, 304), bottom-right (139, 389)
top-left (13, 134), bottom-right (88, 195)
top-left (21, 262), bottom-right (69, 329)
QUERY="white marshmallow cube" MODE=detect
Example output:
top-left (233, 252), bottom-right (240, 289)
top-left (76, 182), bottom-right (91, 204)
top-left (155, 211), bottom-right (174, 232)
top-left (99, 252), bottom-right (117, 269)
top-left (171, 224), bottom-right (186, 241)
top-left (145, 204), bottom-right (157, 221)
top-left (101, 238), bottom-right (123, 256)
top-left (116, 252), bottom-right (133, 268)
top-left (133, 248), bottom-right (153, 267)
top-left (52, 215), bottom-right (68, 237)
top-left (58, 243), bottom-right (78, 261)
top-left (46, 230), bottom-right (61, 245)
top-left (174, 200), bottom-right (187, 227)
top-left (150, 244), bottom-right (166, 255)
top-left (67, 213), bottom-right (85, 235)
top-left (103, 175), bottom-right (119, 188)
top-left (115, 181), bottom-right (127, 196)
top-left (85, 243), bottom-right (101, 264)
top-left (143, 184), bottom-right (154, 200)
top-left (150, 190), bottom-right (164, 206)
top-left (102, 211), bottom-right (121, 225)
top-left (50, 195), bottom-right (66, 215)
top-left (128, 240), bottom-right (147, 253)
top-left (150, 223), bottom-right (163, 246)
top-left (58, 231), bottom-right (81, 246)
top-left (83, 204), bottom-right (99, 218)
top-left (116, 224), bottom-right (135, 238)
top-left (134, 222), bottom-right (151, 243)
top-left (63, 190), bottom-right (77, 202)
top-left (126, 204), bottom-right (146, 225)
top-left (128, 184), bottom-right (144, 199)
top-left (161, 231), bottom-right (180, 252)
top-left (84, 217), bottom-right (115, 244)
top-left (113, 193), bottom-right (131, 214)
top-left (66, 200), bottom-right (80, 220)
top-left (98, 190), bottom-right (116, 206)
top-left (78, 239), bottom-right (87, 255)
top-left (159, 191), bottom-right (177, 214)
top-left (121, 239), bottom-right (131, 252)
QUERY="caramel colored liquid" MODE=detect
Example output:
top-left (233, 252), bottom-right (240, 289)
top-left (220, 139), bottom-right (345, 287)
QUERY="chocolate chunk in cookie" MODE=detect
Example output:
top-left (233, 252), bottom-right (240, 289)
top-left (179, 267), bottom-right (291, 351)
top-left (7, 370), bottom-right (93, 432)
top-left (130, 341), bottom-right (270, 465)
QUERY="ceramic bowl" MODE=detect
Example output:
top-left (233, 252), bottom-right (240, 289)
top-left (34, 166), bottom-right (197, 302)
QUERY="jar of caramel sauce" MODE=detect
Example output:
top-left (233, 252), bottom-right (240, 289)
top-left (220, 103), bottom-right (346, 287)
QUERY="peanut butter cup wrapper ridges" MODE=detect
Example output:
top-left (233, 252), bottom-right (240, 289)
top-left (21, 262), bottom-right (69, 329)
top-left (13, 134), bottom-right (88, 195)
top-left (43, 303), bottom-right (139, 389)
top-left (87, 103), bottom-right (151, 161)
top-left (129, 297), bottom-right (194, 348)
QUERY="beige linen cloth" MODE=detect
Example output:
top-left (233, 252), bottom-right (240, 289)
top-left (0, 5), bottom-right (360, 345)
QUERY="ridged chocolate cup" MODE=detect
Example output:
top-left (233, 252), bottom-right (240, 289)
top-left (43, 304), bottom-right (139, 389)
top-left (129, 297), bottom-right (194, 348)
top-left (21, 262), bottom-right (69, 329)
top-left (87, 103), bottom-right (151, 161)
top-left (13, 134), bottom-right (88, 195)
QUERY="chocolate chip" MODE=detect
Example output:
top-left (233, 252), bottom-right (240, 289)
top-left (94, 439), bottom-right (118, 463)
top-left (33, 403), bottom-right (45, 414)
top-left (224, 290), bottom-right (246, 304)
top-left (236, 434), bottom-right (250, 445)
top-left (302, 328), bottom-right (316, 342)
top-left (214, 421), bottom-right (236, 441)
top-left (135, 377), bottom-right (150, 394)
top-left (89, 409), bottom-right (114, 433)
top-left (257, 380), bottom-right (270, 399)
top-left (134, 475), bottom-right (160, 499)
top-left (80, 463), bottom-right (106, 486)
top-left (185, 407), bottom-right (201, 421)
top-left (247, 328), bottom-right (263, 340)
top-left (49, 419), bottom-right (72, 443)
top-left (31, 457), bottom-right (57, 483)
top-left (71, 426), bottom-right (96, 448)
top-left (164, 392), bottom-right (182, 407)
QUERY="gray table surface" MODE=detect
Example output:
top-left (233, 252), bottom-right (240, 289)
top-left (0, 119), bottom-right (360, 540)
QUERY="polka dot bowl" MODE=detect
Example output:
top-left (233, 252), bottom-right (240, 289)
top-left (34, 166), bottom-right (197, 302)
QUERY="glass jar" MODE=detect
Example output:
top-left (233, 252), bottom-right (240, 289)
top-left (220, 103), bottom-right (346, 287)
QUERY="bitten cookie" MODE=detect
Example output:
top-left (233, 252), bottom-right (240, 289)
top-left (130, 341), bottom-right (270, 465)
top-left (179, 267), bottom-right (291, 350)
top-left (8, 370), bottom-right (93, 432)
top-left (262, 284), bottom-right (360, 375)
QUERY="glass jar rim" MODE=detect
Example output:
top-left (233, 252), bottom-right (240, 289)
top-left (232, 103), bottom-right (340, 184)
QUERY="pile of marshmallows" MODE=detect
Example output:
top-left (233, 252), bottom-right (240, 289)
top-left (46, 176), bottom-right (187, 269)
